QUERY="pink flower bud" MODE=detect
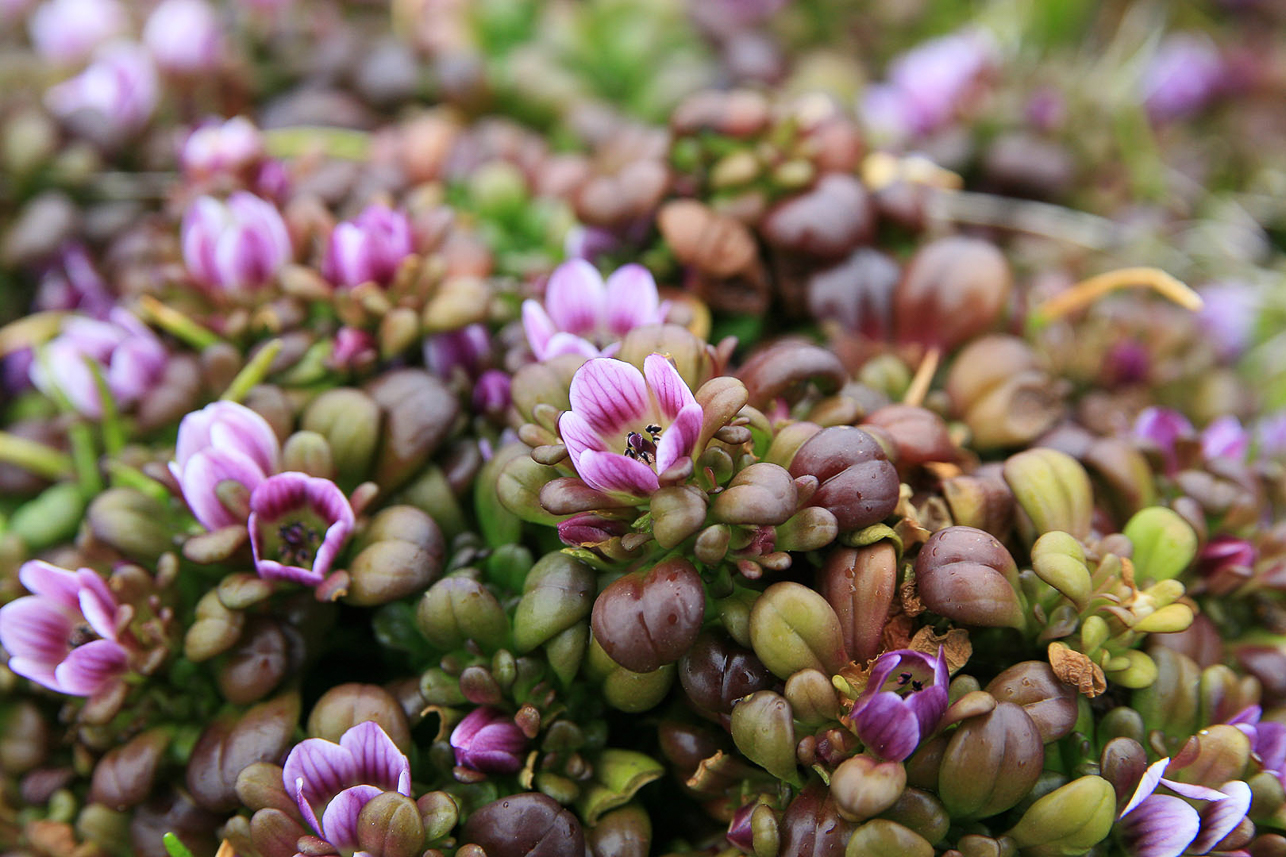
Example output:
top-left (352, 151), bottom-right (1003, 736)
top-left (323, 204), bottom-right (414, 288)
top-left (450, 707), bottom-right (529, 774)
top-left (29, 308), bottom-right (166, 419)
top-left (169, 400), bottom-right (282, 531)
top-left (181, 192), bottom-right (292, 293)
top-left (181, 117), bottom-right (264, 178)
top-left (45, 42), bottom-right (158, 146)
top-left (143, 0), bottom-right (223, 74)
top-left (28, 0), bottom-right (127, 65)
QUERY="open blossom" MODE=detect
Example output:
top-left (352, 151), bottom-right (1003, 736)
top-left (522, 260), bottom-right (669, 361)
top-left (29, 308), bottom-right (166, 419)
top-left (845, 648), bottom-right (948, 761)
top-left (169, 400), bottom-right (281, 530)
top-left (248, 472), bottom-right (355, 586)
top-left (28, 0), bottom-right (127, 65)
top-left (143, 0), bottom-right (223, 73)
top-left (34, 244), bottom-right (114, 316)
top-left (45, 42), bottom-right (158, 145)
top-left (558, 354), bottom-right (703, 498)
top-left (181, 191), bottom-right (292, 293)
top-left (180, 117), bottom-right (264, 179)
top-left (0, 561), bottom-right (131, 697)
top-left (450, 707), bottom-right (529, 774)
top-left (1228, 706), bottom-right (1286, 787)
top-left (323, 203), bottom-right (414, 288)
top-left (282, 721), bottom-right (412, 854)
top-left (861, 31), bottom-right (993, 141)
top-left (1116, 757), bottom-right (1251, 857)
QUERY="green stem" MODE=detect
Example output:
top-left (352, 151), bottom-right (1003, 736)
top-left (0, 431), bottom-right (73, 479)
top-left (68, 422), bottom-right (103, 496)
top-left (138, 296), bottom-right (221, 350)
top-left (105, 461), bottom-right (171, 501)
top-left (86, 359), bottom-right (126, 458)
top-left (221, 339), bottom-right (283, 402)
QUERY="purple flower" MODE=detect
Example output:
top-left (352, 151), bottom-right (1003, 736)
top-left (726, 802), bottom-right (757, 854)
top-left (1201, 416), bottom-right (1249, 462)
top-left (557, 512), bottom-right (630, 548)
top-left (558, 354), bottom-right (704, 498)
top-left (450, 707), bottom-right (529, 774)
top-left (846, 648), bottom-right (948, 762)
top-left (248, 472), bottom-right (355, 586)
top-left (522, 260), bottom-right (669, 361)
top-left (329, 326), bottom-right (377, 371)
top-left (861, 31), bottom-right (993, 141)
top-left (323, 203), bottom-right (415, 289)
top-left (1141, 34), bottom-right (1225, 121)
top-left (169, 401), bottom-right (281, 531)
top-left (0, 560), bottom-right (131, 697)
top-left (1197, 535), bottom-right (1256, 584)
top-left (45, 42), bottom-right (158, 146)
top-left (34, 244), bottom-right (114, 316)
top-left (1256, 411), bottom-right (1286, 460)
top-left (282, 721), bottom-right (412, 853)
top-left (424, 324), bottom-right (491, 380)
top-left (27, 0), bottom-right (127, 65)
top-left (472, 369), bottom-right (511, 416)
top-left (143, 0), bottom-right (223, 74)
top-left (1133, 407), bottom-right (1195, 473)
top-left (1197, 283), bottom-right (1257, 362)
top-left (29, 308), bottom-right (166, 419)
top-left (1116, 757), bottom-right (1251, 857)
top-left (182, 192), bottom-right (292, 293)
top-left (1228, 706), bottom-right (1286, 785)
top-left (181, 117), bottom-right (264, 179)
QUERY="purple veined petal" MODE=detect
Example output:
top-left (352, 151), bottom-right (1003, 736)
top-left (179, 448), bottom-right (268, 530)
top-left (251, 556), bottom-right (321, 586)
top-left (1254, 721), bottom-right (1286, 774)
top-left (604, 264), bottom-right (662, 336)
top-left (576, 450), bottom-right (660, 497)
top-left (643, 353), bottom-right (697, 422)
top-left (320, 783), bottom-right (383, 851)
top-left (339, 721), bottom-right (410, 793)
top-left (851, 691), bottom-right (921, 761)
top-left (283, 737), bottom-right (362, 830)
top-left (1202, 416), bottom-right (1249, 461)
top-left (6, 656), bottom-right (60, 690)
top-left (1160, 779), bottom-right (1231, 803)
top-left (558, 410), bottom-right (615, 470)
top-left (75, 569), bottom-right (118, 640)
top-left (0, 597), bottom-right (74, 668)
top-left (569, 358), bottom-right (652, 438)
top-left (327, 222), bottom-right (371, 288)
top-left (1190, 781), bottom-right (1252, 854)
top-left (18, 560), bottom-right (84, 610)
top-left (1121, 758), bottom-right (1172, 818)
top-left (904, 683), bottom-right (948, 740)
top-left (541, 332), bottom-right (603, 361)
top-left (544, 258), bottom-right (607, 336)
top-left (1227, 705), bottom-right (1261, 727)
top-left (1119, 794), bottom-right (1201, 857)
top-left (654, 402), bottom-right (703, 475)
top-left (53, 638), bottom-right (128, 696)
top-left (208, 408), bottom-right (281, 475)
top-left (521, 300), bottom-right (558, 360)
top-left (863, 650), bottom-right (905, 696)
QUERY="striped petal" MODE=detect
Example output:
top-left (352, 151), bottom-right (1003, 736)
top-left (1119, 794), bottom-right (1200, 857)
top-left (545, 259), bottom-right (606, 335)
top-left (605, 264), bottom-right (662, 335)
top-left (53, 639), bottom-right (128, 696)
top-left (340, 721), bottom-right (411, 794)
top-left (576, 450), bottom-right (660, 497)
top-left (644, 353), bottom-right (696, 422)
top-left (569, 358), bottom-right (651, 438)
top-left (1190, 780), bottom-right (1251, 854)
top-left (321, 784), bottom-right (383, 851)
top-left (654, 402), bottom-right (702, 475)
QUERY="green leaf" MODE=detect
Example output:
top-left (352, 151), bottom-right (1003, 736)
top-left (162, 833), bottom-right (196, 857)
top-left (575, 749), bottom-right (664, 826)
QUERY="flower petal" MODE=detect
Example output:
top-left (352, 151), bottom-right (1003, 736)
top-left (569, 358), bottom-right (651, 437)
top-left (557, 410), bottom-right (613, 470)
top-left (851, 691), bottom-right (921, 761)
top-left (1254, 721), bottom-right (1286, 774)
top-left (644, 353), bottom-right (697, 421)
top-left (1190, 780), bottom-right (1251, 854)
top-left (76, 570), bottom-right (119, 640)
top-left (339, 721), bottom-right (410, 794)
top-left (545, 259), bottom-right (606, 335)
top-left (1119, 794), bottom-right (1201, 857)
top-left (0, 597), bottom-right (72, 669)
top-left (180, 448), bottom-right (268, 530)
top-left (320, 784), bottom-right (383, 851)
top-left (283, 737), bottom-right (360, 830)
top-left (521, 300), bottom-right (557, 361)
top-left (605, 264), bottom-right (662, 335)
top-left (654, 402), bottom-right (703, 475)
top-left (541, 332), bottom-right (602, 361)
top-left (52, 639), bottom-right (128, 696)
top-left (1121, 757), bottom-right (1171, 818)
top-left (576, 450), bottom-right (660, 497)
top-left (18, 560), bottom-right (83, 609)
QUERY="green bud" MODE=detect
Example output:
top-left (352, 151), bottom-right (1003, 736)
top-left (307, 683), bottom-right (412, 752)
top-left (749, 582), bottom-right (847, 679)
top-left (358, 792), bottom-right (425, 857)
top-left (751, 803), bottom-right (780, 857)
top-left (86, 487), bottom-right (173, 562)
top-left (717, 587), bottom-right (757, 648)
top-left (1003, 448), bottom-right (1092, 541)
top-left (694, 524), bottom-right (731, 564)
top-left (830, 755), bottom-right (906, 822)
top-left (784, 669), bottom-right (841, 728)
top-left (184, 589), bottom-right (244, 662)
top-left (216, 572), bottom-right (274, 611)
top-left (419, 667), bottom-right (467, 706)
top-left (1097, 708), bottom-right (1146, 746)
top-left (651, 486), bottom-right (709, 549)
top-left (348, 536), bottom-right (443, 607)
top-left (765, 421), bottom-right (823, 468)
top-left (397, 465), bottom-right (469, 541)
top-left (379, 307), bottom-right (422, 360)
top-left (776, 506), bottom-right (839, 553)
top-left (1132, 604), bottom-right (1194, 635)
top-left (545, 622), bottom-right (589, 687)
top-left (234, 763), bottom-right (295, 815)
top-left (1247, 771), bottom-right (1286, 821)
top-left (939, 702), bottom-right (1044, 819)
top-left (575, 751), bottom-right (663, 827)
top-left (475, 443), bottom-right (526, 547)
top-left (713, 463), bottom-right (798, 526)
top-left (1103, 649), bottom-right (1158, 688)
top-left (302, 388), bottom-right (381, 486)
top-left (416, 791), bottom-right (460, 843)
top-left (1123, 507), bottom-right (1197, 582)
top-left (587, 804), bottom-right (652, 857)
top-left (512, 553), bottom-right (595, 652)
top-left (877, 788), bottom-right (949, 846)
top-left (1004, 775), bottom-right (1114, 857)
top-left (9, 482), bottom-right (84, 551)
top-left (417, 577), bottom-right (510, 653)
top-left (281, 431), bottom-right (335, 479)
top-left (845, 820), bottom-right (931, 857)
top-left (1132, 646), bottom-right (1200, 739)
top-left (586, 637), bottom-right (674, 713)
top-left (1080, 615), bottom-right (1109, 655)
top-left (731, 691), bottom-right (801, 785)
top-left (1030, 531), bottom-right (1091, 610)
top-left (484, 543), bottom-right (533, 592)
top-left (498, 452), bottom-right (567, 526)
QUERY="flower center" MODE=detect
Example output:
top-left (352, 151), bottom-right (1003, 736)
top-left (277, 521), bottom-right (322, 566)
top-left (894, 671), bottom-right (925, 694)
top-left (623, 424), bottom-right (662, 467)
top-left (67, 623), bottom-right (99, 649)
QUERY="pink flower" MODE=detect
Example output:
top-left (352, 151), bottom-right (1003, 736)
top-left (182, 192), bottom-right (292, 293)
top-left (846, 648), bottom-right (949, 762)
top-left (861, 31), bottom-right (993, 141)
top-left (247, 472), bottom-right (355, 586)
top-left (29, 308), bottom-right (166, 419)
top-left (323, 203), bottom-right (414, 289)
top-left (1201, 416), bottom-right (1249, 462)
top-left (522, 260), bottom-right (669, 361)
top-left (282, 721), bottom-right (411, 854)
top-left (558, 354), bottom-right (703, 498)
top-left (450, 707), bottom-right (529, 774)
top-left (1141, 34), bottom-right (1225, 121)
top-left (169, 401), bottom-right (281, 530)
top-left (143, 0), bottom-right (223, 74)
top-left (424, 324), bottom-right (491, 380)
top-left (0, 560), bottom-right (131, 697)
top-left (34, 244), bottom-right (113, 316)
top-left (45, 42), bottom-right (158, 146)
top-left (181, 117), bottom-right (264, 179)
top-left (28, 0), bottom-right (127, 65)
top-left (1116, 757), bottom-right (1250, 857)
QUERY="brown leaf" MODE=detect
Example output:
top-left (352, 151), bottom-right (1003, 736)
top-left (1047, 642), bottom-right (1107, 698)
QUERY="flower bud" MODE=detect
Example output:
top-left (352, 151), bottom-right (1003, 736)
top-left (281, 431), bottom-right (336, 479)
top-left (1003, 449), bottom-right (1093, 541)
top-left (306, 684), bottom-right (412, 752)
top-left (1003, 775), bottom-right (1114, 857)
top-left (713, 462), bottom-right (798, 526)
top-left (785, 669), bottom-right (841, 728)
top-left (678, 632), bottom-right (774, 718)
top-left (844, 820), bottom-right (932, 857)
top-left (894, 237), bottom-right (1011, 351)
top-left (86, 487), bottom-right (173, 562)
top-left (749, 582), bottom-right (847, 680)
top-left (184, 588), bottom-right (245, 662)
top-left (830, 754), bottom-right (906, 822)
top-left (347, 506), bottom-right (445, 606)
top-left (1029, 532), bottom-right (1091, 610)
top-left (301, 389), bottom-right (381, 486)
top-left (181, 193), bottom-right (290, 293)
top-left (787, 426), bottom-right (899, 532)
top-left (450, 707), bottom-right (529, 774)
top-left (778, 783), bottom-right (853, 857)
top-left (589, 804), bottom-right (652, 857)
top-left (234, 762), bottom-right (294, 815)
top-left (586, 637), bottom-right (675, 712)
top-left (512, 553), bottom-right (595, 653)
top-left (217, 616), bottom-right (291, 705)
top-left (761, 174), bottom-right (874, 258)
top-left (985, 662), bottom-right (1079, 743)
top-left (186, 692), bottom-right (300, 812)
top-left (417, 577), bottom-right (510, 653)
top-left (818, 543), bottom-right (897, 664)
top-left (863, 405), bottom-right (957, 469)
top-left (90, 729), bottom-right (170, 810)
top-left (249, 807), bottom-right (308, 857)
top-left (143, 0), bottom-right (223, 74)
top-left (878, 788), bottom-right (950, 846)
top-left (357, 791), bottom-right (425, 857)
top-left (914, 526), bottom-right (1025, 629)
top-left (946, 336), bottom-right (1061, 450)
top-left (364, 369), bottom-right (459, 491)
top-left (938, 702), bottom-right (1044, 819)
top-left (460, 793), bottom-right (585, 857)
top-left (592, 558), bottom-right (705, 673)
top-left (650, 486), bottom-right (709, 549)
top-left (1123, 507), bottom-right (1198, 582)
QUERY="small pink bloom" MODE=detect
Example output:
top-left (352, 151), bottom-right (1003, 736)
top-left (450, 707), bottom-right (529, 774)
top-left (0, 560), bottom-right (131, 696)
top-left (558, 354), bottom-right (703, 498)
top-left (28, 0), bottom-right (127, 65)
top-left (45, 42), bottom-right (158, 146)
top-left (861, 30), bottom-right (993, 141)
top-left (472, 369), bottom-right (511, 416)
top-left (424, 324), bottom-right (491, 380)
top-left (34, 243), bottom-right (113, 316)
top-left (29, 308), bottom-right (166, 419)
top-left (1133, 407), bottom-right (1195, 474)
top-left (522, 260), bottom-right (669, 361)
top-left (181, 117), bottom-right (264, 178)
top-left (143, 0), bottom-right (223, 74)
top-left (169, 400), bottom-right (281, 530)
top-left (282, 721), bottom-right (411, 853)
top-left (847, 648), bottom-right (949, 762)
top-left (329, 326), bottom-right (377, 371)
top-left (323, 203), bottom-right (414, 288)
top-left (1201, 416), bottom-right (1249, 462)
top-left (1197, 282), bottom-right (1257, 362)
top-left (182, 192), bottom-right (292, 293)
top-left (557, 512), bottom-right (630, 548)
top-left (248, 473), bottom-right (355, 586)
top-left (1116, 757), bottom-right (1251, 857)
top-left (1142, 34), bottom-right (1225, 121)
